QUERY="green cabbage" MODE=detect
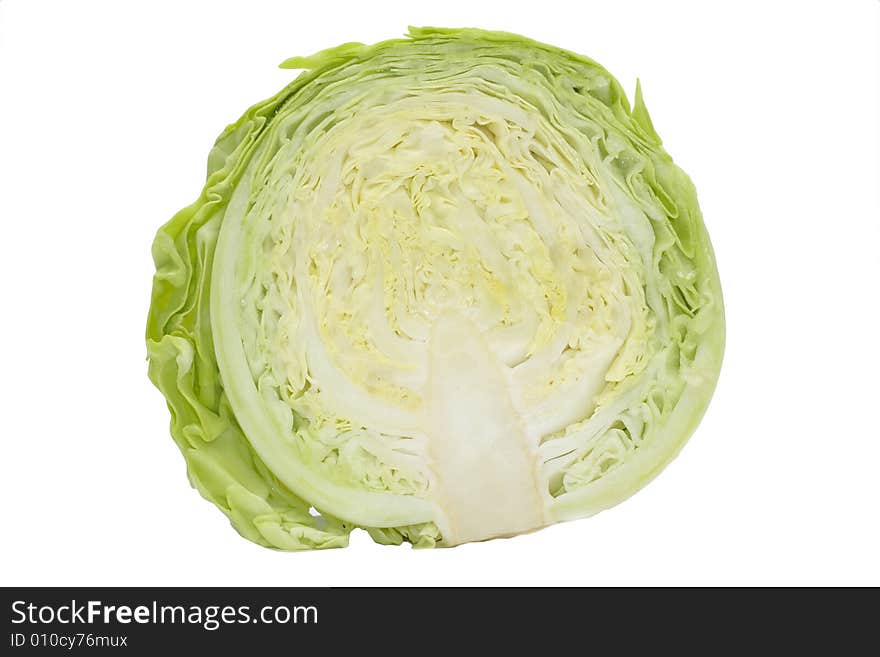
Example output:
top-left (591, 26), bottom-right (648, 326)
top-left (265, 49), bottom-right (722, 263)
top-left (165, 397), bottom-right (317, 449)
top-left (146, 27), bottom-right (724, 549)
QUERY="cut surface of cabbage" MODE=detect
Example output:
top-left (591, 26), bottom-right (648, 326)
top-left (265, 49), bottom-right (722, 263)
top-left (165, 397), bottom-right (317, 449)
top-left (147, 27), bottom-right (724, 549)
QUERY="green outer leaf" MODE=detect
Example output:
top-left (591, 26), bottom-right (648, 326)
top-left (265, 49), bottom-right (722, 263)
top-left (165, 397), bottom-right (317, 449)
top-left (147, 79), bottom-right (353, 549)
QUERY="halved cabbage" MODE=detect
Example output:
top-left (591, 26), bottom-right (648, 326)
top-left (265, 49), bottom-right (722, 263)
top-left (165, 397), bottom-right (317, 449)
top-left (146, 27), bottom-right (724, 549)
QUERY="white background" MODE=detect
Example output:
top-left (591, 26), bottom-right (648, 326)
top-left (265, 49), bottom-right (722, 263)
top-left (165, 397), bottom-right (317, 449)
top-left (1, 0), bottom-right (878, 586)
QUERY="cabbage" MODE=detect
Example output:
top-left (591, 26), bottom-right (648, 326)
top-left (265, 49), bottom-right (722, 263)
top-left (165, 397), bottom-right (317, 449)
top-left (146, 27), bottom-right (724, 549)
